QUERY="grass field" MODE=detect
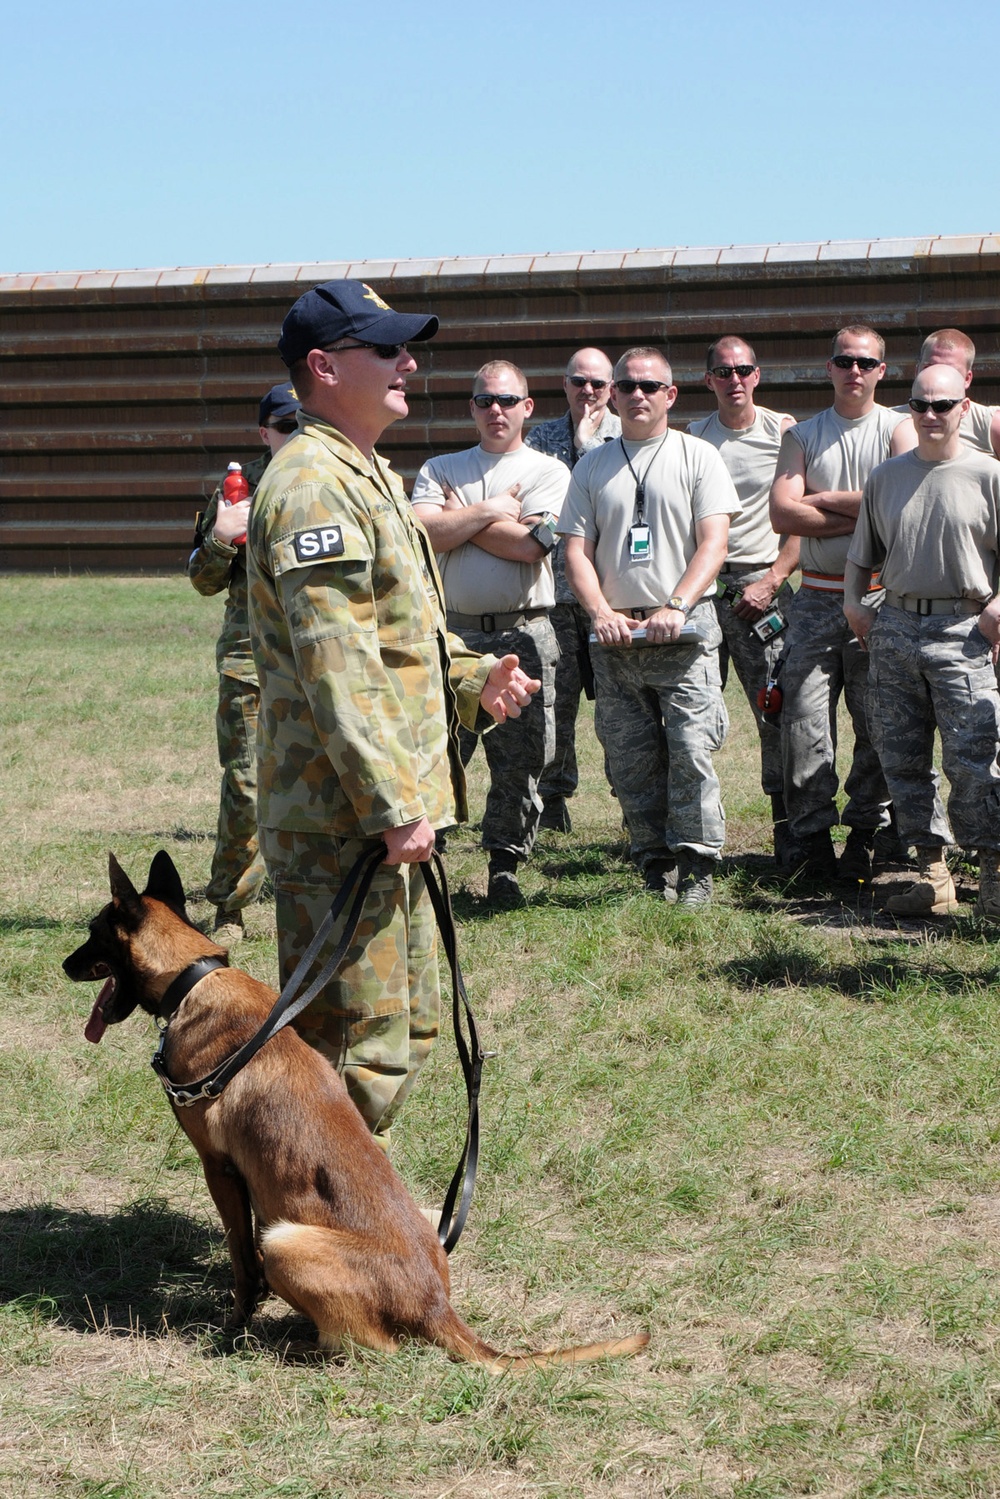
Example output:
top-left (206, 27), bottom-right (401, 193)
top-left (3, 575), bottom-right (1000, 1498)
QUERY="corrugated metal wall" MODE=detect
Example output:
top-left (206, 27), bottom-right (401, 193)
top-left (2, 236), bottom-right (998, 572)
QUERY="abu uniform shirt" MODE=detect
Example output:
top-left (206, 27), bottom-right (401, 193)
top-left (410, 445), bottom-right (568, 614)
top-left (557, 429), bottom-right (741, 609)
top-left (779, 404), bottom-right (908, 577)
top-left (849, 448), bottom-right (1000, 602)
top-left (686, 407), bottom-right (792, 566)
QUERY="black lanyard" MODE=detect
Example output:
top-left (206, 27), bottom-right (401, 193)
top-left (619, 432), bottom-right (669, 525)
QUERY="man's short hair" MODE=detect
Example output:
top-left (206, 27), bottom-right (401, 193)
top-left (706, 336), bottom-right (757, 370)
top-left (832, 324), bottom-right (885, 360)
top-left (288, 357), bottom-right (314, 399)
top-left (919, 328), bottom-right (976, 371)
top-left (473, 360), bottom-right (528, 396)
top-left (565, 347), bottom-right (613, 377)
top-left (614, 347), bottom-right (673, 384)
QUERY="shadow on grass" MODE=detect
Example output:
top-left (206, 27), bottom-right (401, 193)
top-left (0, 915), bottom-right (69, 934)
top-left (0, 1197), bottom-right (230, 1337)
top-left (720, 937), bottom-right (1000, 998)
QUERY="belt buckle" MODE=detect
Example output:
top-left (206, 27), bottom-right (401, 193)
top-left (482, 614), bottom-right (495, 633)
top-left (917, 598), bottom-right (932, 616)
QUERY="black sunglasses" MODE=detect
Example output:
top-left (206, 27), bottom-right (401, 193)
top-left (908, 397), bottom-right (964, 414)
top-left (614, 379), bottom-right (671, 395)
top-left (472, 393), bottom-right (526, 409)
top-left (327, 341), bottom-right (407, 360)
top-left (831, 354), bottom-right (881, 372)
top-left (269, 418), bottom-right (298, 434)
top-left (567, 375), bottom-right (609, 390)
top-left (709, 364), bottom-right (756, 380)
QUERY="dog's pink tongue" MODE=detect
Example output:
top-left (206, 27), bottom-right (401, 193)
top-left (84, 978), bottom-right (114, 1044)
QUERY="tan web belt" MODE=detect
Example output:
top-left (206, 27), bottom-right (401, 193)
top-left (883, 591), bottom-right (984, 617)
top-left (447, 607), bottom-right (549, 632)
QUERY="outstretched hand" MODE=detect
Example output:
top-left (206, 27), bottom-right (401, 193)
top-left (480, 654), bottom-right (540, 724)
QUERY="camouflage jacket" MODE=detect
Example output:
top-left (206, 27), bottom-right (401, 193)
top-left (246, 416), bottom-right (496, 838)
top-left (524, 409), bottom-right (621, 602)
top-left (188, 453), bottom-right (269, 684)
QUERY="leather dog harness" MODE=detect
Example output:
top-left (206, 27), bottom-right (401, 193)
top-left (150, 848), bottom-right (484, 1255)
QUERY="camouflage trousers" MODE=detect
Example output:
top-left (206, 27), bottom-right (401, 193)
top-left (454, 615), bottom-right (558, 860)
top-left (258, 826), bottom-right (439, 1143)
top-left (714, 571), bottom-right (792, 799)
top-left (538, 600), bottom-right (593, 803)
top-left (780, 587), bottom-right (890, 840)
top-left (205, 674), bottom-right (266, 914)
top-left (589, 602), bottom-right (728, 868)
top-left (867, 607), bottom-right (1000, 850)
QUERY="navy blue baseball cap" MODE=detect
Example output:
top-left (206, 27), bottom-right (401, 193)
top-left (258, 381), bottom-right (301, 426)
top-left (278, 280), bottom-right (439, 368)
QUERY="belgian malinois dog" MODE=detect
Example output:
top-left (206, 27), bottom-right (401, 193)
top-left (63, 852), bottom-right (649, 1370)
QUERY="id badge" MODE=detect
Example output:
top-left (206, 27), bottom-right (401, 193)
top-left (628, 524), bottom-right (652, 563)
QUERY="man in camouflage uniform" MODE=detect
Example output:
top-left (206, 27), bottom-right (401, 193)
top-left (687, 336), bottom-right (797, 861)
top-left (769, 324), bottom-right (916, 883)
top-left (560, 347), bottom-right (741, 905)
top-left (188, 382), bottom-right (300, 945)
top-left (524, 348), bottom-right (621, 831)
top-left (247, 281), bottom-right (539, 1147)
top-left (412, 361), bottom-right (568, 907)
top-left (846, 363), bottom-right (1000, 920)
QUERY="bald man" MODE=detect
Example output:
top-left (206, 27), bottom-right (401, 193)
top-left (525, 348), bottom-right (621, 830)
top-left (903, 328), bottom-right (1000, 459)
top-left (845, 362), bottom-right (1000, 920)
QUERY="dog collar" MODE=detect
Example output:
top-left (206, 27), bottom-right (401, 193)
top-left (156, 956), bottom-right (228, 1024)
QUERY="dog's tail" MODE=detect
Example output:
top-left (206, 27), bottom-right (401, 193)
top-left (260, 1220), bottom-right (648, 1371)
top-left (441, 1322), bottom-right (651, 1373)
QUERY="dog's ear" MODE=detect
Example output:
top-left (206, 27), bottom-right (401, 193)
top-left (144, 850), bottom-right (187, 913)
top-left (108, 853), bottom-right (142, 912)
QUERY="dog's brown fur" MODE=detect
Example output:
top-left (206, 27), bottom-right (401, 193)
top-left (63, 852), bottom-right (649, 1370)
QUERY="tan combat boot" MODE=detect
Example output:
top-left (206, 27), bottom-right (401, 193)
top-left (975, 852), bottom-right (1000, 922)
top-left (886, 851), bottom-right (957, 917)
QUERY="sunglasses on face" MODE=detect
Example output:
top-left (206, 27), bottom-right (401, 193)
top-left (327, 341), bottom-right (407, 360)
top-left (614, 379), bottom-right (670, 395)
top-left (709, 364), bottom-right (756, 380)
top-left (831, 354), bottom-right (881, 372)
top-left (269, 418), bottom-right (298, 434)
top-left (471, 393), bottom-right (526, 409)
top-left (567, 375), bottom-right (609, 390)
top-left (908, 397), bottom-right (964, 414)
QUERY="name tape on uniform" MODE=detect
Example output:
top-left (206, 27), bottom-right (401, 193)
top-left (294, 526), bottom-right (345, 563)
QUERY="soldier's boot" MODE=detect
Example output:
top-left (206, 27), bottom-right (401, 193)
top-left (778, 828), bottom-right (838, 881)
top-left (487, 851), bottom-right (525, 910)
top-left (838, 827), bottom-right (877, 885)
top-left (974, 853), bottom-right (1000, 922)
top-left (643, 857), bottom-right (678, 902)
top-left (539, 796), bottom-right (572, 833)
top-left (770, 794), bottom-right (793, 868)
top-left (676, 852), bottom-right (715, 907)
top-left (886, 852), bottom-right (957, 917)
top-left (212, 908), bottom-right (245, 948)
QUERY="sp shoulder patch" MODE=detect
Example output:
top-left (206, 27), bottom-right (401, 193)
top-left (293, 525), bottom-right (345, 563)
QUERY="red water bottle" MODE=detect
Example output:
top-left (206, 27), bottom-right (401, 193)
top-left (222, 461), bottom-right (250, 544)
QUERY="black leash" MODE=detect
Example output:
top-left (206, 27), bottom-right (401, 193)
top-left (151, 844), bottom-right (485, 1254)
top-left (419, 852), bottom-right (486, 1255)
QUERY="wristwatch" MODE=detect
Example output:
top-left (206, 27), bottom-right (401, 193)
top-left (666, 595), bottom-right (690, 616)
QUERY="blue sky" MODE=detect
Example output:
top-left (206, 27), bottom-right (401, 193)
top-left (3, 0), bottom-right (997, 274)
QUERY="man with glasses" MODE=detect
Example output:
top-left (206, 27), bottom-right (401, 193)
top-left (560, 347), bottom-right (741, 905)
top-left (688, 337), bottom-right (796, 862)
top-left (246, 282), bottom-right (539, 1148)
top-left (896, 329), bottom-right (1000, 458)
top-left (769, 324), bottom-right (916, 883)
top-left (412, 361), bottom-right (568, 907)
top-left (845, 362), bottom-right (1000, 919)
top-left (524, 349), bottom-right (621, 833)
top-left (188, 381), bottom-right (300, 946)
